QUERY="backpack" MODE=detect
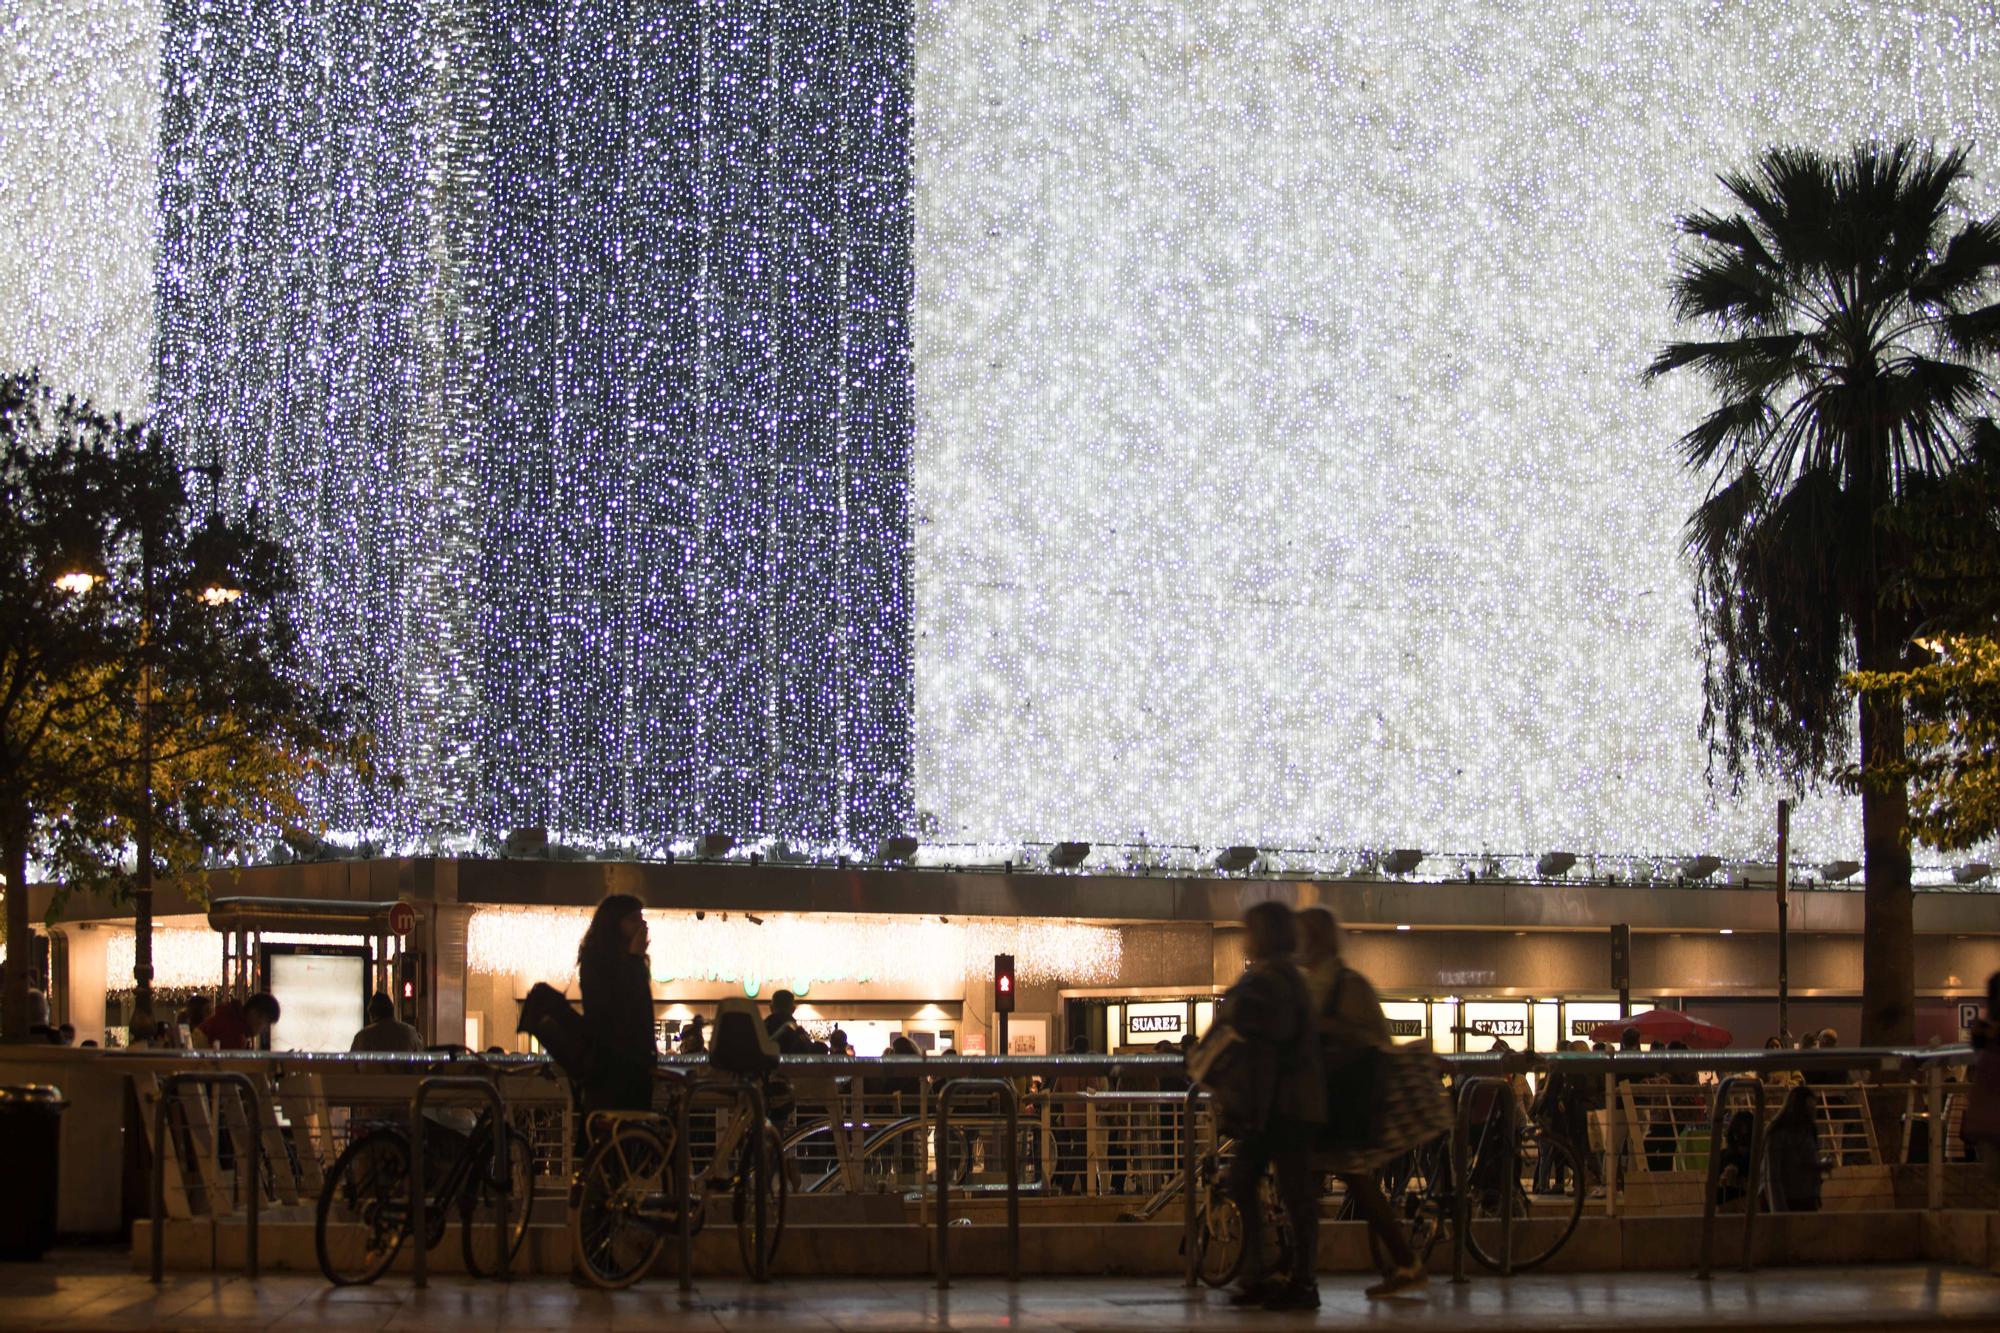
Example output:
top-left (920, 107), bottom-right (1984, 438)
top-left (709, 996), bottom-right (779, 1075)
top-left (1188, 1021), bottom-right (1259, 1133)
top-left (516, 982), bottom-right (595, 1081)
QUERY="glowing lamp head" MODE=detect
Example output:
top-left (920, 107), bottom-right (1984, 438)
top-left (53, 570), bottom-right (101, 595)
top-left (199, 583), bottom-right (243, 606)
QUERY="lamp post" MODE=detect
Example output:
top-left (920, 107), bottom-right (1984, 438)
top-left (1775, 799), bottom-right (1791, 1042)
top-left (56, 458), bottom-right (238, 1030)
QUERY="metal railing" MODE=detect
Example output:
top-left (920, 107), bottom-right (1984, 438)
top-left (409, 1073), bottom-right (511, 1289)
top-left (933, 1078), bottom-right (1021, 1287)
top-left (149, 1070), bottom-right (263, 1282)
top-left (1696, 1076), bottom-right (1766, 1280)
top-left (29, 1043), bottom-right (1988, 1285)
top-left (1451, 1076), bottom-right (1518, 1281)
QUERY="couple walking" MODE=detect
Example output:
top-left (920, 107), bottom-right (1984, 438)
top-left (1206, 901), bottom-right (1437, 1311)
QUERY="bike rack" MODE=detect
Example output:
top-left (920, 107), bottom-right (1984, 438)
top-left (1697, 1075), bottom-right (1767, 1280)
top-left (672, 1075), bottom-right (774, 1287)
top-left (410, 1073), bottom-right (511, 1289)
top-left (932, 1078), bottom-right (1022, 1289)
top-left (1181, 1084), bottom-right (1204, 1288)
top-left (1451, 1075), bottom-right (1519, 1283)
top-left (150, 1071), bottom-right (264, 1282)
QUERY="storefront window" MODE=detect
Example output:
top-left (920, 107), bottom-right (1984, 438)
top-left (1532, 999), bottom-right (1561, 1053)
top-left (1462, 1000), bottom-right (1529, 1053)
top-left (1379, 1000), bottom-right (1431, 1049)
top-left (1431, 998), bottom-right (1461, 1053)
top-left (1560, 1000), bottom-right (1654, 1046)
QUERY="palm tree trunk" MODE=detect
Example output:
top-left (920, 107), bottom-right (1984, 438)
top-left (2, 812), bottom-right (30, 1040)
top-left (1856, 622), bottom-right (1915, 1047)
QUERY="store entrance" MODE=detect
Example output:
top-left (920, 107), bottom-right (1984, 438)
top-left (1063, 994), bottom-right (1218, 1053)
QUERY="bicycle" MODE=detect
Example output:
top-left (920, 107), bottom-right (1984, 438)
top-left (1189, 1140), bottom-right (1295, 1288)
top-left (567, 1067), bottom-right (788, 1288)
top-left (314, 1061), bottom-right (539, 1286)
top-left (1369, 1098), bottom-right (1587, 1274)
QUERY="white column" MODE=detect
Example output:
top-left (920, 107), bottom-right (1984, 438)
top-left (58, 924), bottom-right (109, 1046)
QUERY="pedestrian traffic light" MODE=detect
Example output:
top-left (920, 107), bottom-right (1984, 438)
top-left (395, 950), bottom-right (423, 1024)
top-left (994, 954), bottom-right (1015, 1014)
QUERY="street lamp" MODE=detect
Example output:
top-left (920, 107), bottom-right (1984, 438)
top-left (53, 569), bottom-right (101, 596)
top-left (54, 495), bottom-right (243, 1030)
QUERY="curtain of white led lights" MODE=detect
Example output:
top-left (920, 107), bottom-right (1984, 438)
top-left (152, 0), bottom-right (915, 850)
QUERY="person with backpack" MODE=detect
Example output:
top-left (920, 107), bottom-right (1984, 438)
top-left (1298, 905), bottom-right (1424, 1299)
top-left (577, 894), bottom-right (658, 1113)
top-left (1212, 901), bottom-right (1325, 1311)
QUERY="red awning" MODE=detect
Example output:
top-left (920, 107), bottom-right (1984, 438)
top-left (1588, 1007), bottom-right (1733, 1049)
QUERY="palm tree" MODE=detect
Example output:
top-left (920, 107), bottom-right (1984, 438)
top-left (1647, 140), bottom-right (1999, 1044)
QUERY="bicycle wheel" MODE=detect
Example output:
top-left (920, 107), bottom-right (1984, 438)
top-left (731, 1122), bottom-right (788, 1274)
top-left (1366, 1198), bottom-right (1445, 1273)
top-left (1194, 1186), bottom-right (1245, 1287)
top-left (570, 1121), bottom-right (675, 1290)
top-left (316, 1131), bottom-right (411, 1286)
top-left (1364, 1143), bottom-right (1447, 1275)
top-left (461, 1125), bottom-right (536, 1278)
top-left (1464, 1133), bottom-right (1587, 1273)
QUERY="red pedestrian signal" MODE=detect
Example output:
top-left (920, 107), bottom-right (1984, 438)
top-left (994, 954), bottom-right (1015, 1013)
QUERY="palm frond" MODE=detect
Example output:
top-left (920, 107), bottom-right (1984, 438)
top-left (1644, 333), bottom-right (1808, 395)
top-left (1676, 395), bottom-right (1776, 471)
top-left (1943, 301), bottom-right (2000, 358)
top-left (1668, 251), bottom-right (1785, 326)
top-left (1910, 217), bottom-right (2000, 308)
top-left (1878, 354), bottom-right (1989, 435)
top-left (1683, 468), bottom-right (1764, 564)
top-left (1678, 209), bottom-right (1778, 268)
top-left (1728, 147), bottom-right (1842, 276)
top-left (1879, 141), bottom-right (1972, 279)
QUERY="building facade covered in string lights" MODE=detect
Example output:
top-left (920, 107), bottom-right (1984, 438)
top-left (6, 2), bottom-right (2000, 1053)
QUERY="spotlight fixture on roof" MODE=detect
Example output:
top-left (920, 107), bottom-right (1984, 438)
top-left (502, 827), bottom-right (548, 858)
top-left (1214, 846), bottom-right (1260, 873)
top-left (1679, 856), bottom-right (1722, 881)
top-left (744, 913), bottom-right (764, 925)
top-left (695, 833), bottom-right (735, 859)
top-left (1536, 851), bottom-right (1577, 877)
top-left (1047, 841), bottom-right (1091, 869)
top-left (1954, 862), bottom-right (1993, 885)
top-left (1379, 848), bottom-right (1423, 876)
top-left (1818, 860), bottom-right (1861, 882)
top-left (878, 835), bottom-right (920, 863)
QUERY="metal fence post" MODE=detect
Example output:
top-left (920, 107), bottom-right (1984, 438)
top-left (150, 1072), bottom-right (261, 1283)
top-left (1451, 1080), bottom-right (1474, 1285)
top-left (1182, 1085), bottom-right (1202, 1287)
top-left (1697, 1075), bottom-right (1765, 1279)
top-left (410, 1073), bottom-right (509, 1289)
top-left (1927, 1062), bottom-right (1947, 1212)
top-left (930, 1077), bottom-right (1021, 1289)
top-left (746, 1078), bottom-right (770, 1283)
top-left (676, 1081), bottom-right (695, 1292)
top-left (1447, 1073), bottom-right (1519, 1280)
top-left (1501, 1078), bottom-right (1517, 1278)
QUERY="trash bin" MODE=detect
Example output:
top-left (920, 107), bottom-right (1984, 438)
top-left (0, 1084), bottom-right (66, 1259)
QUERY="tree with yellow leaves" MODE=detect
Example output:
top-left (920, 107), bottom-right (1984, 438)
top-left (1849, 634), bottom-right (2000, 852)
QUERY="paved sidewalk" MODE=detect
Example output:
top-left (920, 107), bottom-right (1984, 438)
top-left (4, 1254), bottom-right (2000, 1331)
